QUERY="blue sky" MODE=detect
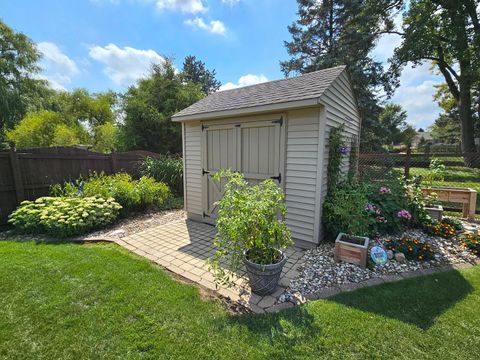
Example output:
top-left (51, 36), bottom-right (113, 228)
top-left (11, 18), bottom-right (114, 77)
top-left (1, 0), bottom-right (443, 129)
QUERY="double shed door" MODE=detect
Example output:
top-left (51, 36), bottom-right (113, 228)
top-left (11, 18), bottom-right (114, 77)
top-left (202, 119), bottom-right (284, 220)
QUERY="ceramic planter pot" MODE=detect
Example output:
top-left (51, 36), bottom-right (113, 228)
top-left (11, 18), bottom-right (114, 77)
top-left (243, 251), bottom-right (287, 296)
top-left (425, 204), bottom-right (444, 221)
top-left (334, 232), bottom-right (370, 269)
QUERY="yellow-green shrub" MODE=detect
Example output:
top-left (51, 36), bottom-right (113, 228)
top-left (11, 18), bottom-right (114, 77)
top-left (8, 196), bottom-right (122, 238)
top-left (51, 172), bottom-right (171, 214)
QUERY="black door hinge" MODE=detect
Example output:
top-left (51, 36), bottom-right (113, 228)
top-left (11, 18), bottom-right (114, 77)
top-left (203, 212), bottom-right (210, 218)
top-left (272, 117), bottom-right (283, 126)
top-left (202, 168), bottom-right (210, 175)
top-left (270, 173), bottom-right (282, 184)
top-left (201, 124), bottom-right (209, 131)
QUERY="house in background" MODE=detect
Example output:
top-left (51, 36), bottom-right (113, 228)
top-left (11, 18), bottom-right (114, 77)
top-left (172, 66), bottom-right (361, 248)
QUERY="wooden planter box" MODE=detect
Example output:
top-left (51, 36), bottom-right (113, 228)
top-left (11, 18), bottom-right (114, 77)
top-left (424, 204), bottom-right (444, 221)
top-left (334, 233), bottom-right (370, 269)
top-left (422, 187), bottom-right (477, 219)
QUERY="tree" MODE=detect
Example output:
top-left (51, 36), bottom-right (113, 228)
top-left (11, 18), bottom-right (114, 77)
top-left (281, 0), bottom-right (403, 150)
top-left (378, 103), bottom-right (415, 145)
top-left (93, 122), bottom-right (120, 153)
top-left (6, 111), bottom-right (89, 148)
top-left (0, 20), bottom-right (53, 143)
top-left (181, 55), bottom-right (221, 94)
top-left (390, 0), bottom-right (480, 164)
top-left (429, 83), bottom-right (479, 144)
top-left (57, 89), bottom-right (119, 128)
top-left (120, 60), bottom-right (204, 154)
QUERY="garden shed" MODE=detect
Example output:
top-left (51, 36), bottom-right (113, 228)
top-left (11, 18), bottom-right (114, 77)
top-left (172, 65), bottom-right (361, 248)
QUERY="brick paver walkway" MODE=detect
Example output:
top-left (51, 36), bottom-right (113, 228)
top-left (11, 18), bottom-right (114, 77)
top-left (115, 219), bottom-right (305, 313)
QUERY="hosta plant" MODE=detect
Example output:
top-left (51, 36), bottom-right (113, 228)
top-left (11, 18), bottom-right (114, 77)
top-left (8, 196), bottom-right (122, 238)
top-left (208, 170), bottom-right (293, 286)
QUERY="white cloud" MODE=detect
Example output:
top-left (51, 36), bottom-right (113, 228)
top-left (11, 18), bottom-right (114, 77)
top-left (184, 17), bottom-right (227, 35)
top-left (391, 64), bottom-right (443, 129)
top-left (91, 0), bottom-right (206, 14)
top-left (155, 0), bottom-right (206, 14)
top-left (219, 74), bottom-right (268, 91)
top-left (222, 0), bottom-right (240, 5)
top-left (37, 42), bottom-right (79, 90)
top-left (88, 43), bottom-right (165, 86)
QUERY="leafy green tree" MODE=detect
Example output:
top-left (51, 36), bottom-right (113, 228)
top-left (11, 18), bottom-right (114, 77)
top-left (57, 89), bottom-right (119, 127)
top-left (6, 111), bottom-right (89, 148)
top-left (93, 122), bottom-right (120, 153)
top-left (378, 103), bottom-right (414, 145)
top-left (390, 0), bottom-right (480, 162)
top-left (281, 0), bottom-right (403, 150)
top-left (120, 61), bottom-right (204, 154)
top-left (429, 83), bottom-right (479, 145)
top-left (0, 20), bottom-right (54, 143)
top-left (181, 55), bottom-right (221, 94)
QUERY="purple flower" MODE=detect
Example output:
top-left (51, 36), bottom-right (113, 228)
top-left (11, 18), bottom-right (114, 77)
top-left (340, 146), bottom-right (349, 155)
top-left (397, 209), bottom-right (412, 220)
top-left (379, 186), bottom-right (391, 194)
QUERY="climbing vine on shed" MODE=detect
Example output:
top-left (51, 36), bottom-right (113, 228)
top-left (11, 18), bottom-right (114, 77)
top-left (326, 124), bottom-right (345, 194)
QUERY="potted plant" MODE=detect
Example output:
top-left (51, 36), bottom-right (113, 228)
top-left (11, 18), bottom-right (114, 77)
top-left (207, 170), bottom-right (293, 295)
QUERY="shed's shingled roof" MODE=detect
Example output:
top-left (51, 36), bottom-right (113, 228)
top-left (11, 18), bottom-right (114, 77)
top-left (172, 65), bottom-right (346, 118)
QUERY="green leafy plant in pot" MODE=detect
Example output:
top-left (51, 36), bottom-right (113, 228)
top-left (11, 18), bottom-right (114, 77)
top-left (207, 170), bottom-right (293, 295)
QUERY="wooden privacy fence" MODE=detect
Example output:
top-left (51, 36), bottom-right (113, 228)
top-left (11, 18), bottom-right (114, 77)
top-left (0, 146), bottom-right (160, 225)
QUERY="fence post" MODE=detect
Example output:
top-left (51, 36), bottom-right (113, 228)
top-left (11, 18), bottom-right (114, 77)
top-left (110, 152), bottom-right (118, 173)
top-left (404, 145), bottom-right (411, 178)
top-left (9, 147), bottom-right (25, 203)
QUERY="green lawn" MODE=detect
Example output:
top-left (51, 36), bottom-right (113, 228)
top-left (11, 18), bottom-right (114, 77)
top-left (1, 241), bottom-right (480, 359)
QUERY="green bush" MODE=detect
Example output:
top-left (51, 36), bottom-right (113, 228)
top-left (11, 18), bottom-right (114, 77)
top-left (141, 156), bottom-right (183, 196)
top-left (8, 196), bottom-right (122, 238)
top-left (322, 181), bottom-right (372, 240)
top-left (51, 172), bottom-right (171, 214)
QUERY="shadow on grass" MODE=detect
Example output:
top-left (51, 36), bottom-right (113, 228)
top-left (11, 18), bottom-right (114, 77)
top-left (329, 269), bottom-right (474, 330)
top-left (226, 305), bottom-right (319, 348)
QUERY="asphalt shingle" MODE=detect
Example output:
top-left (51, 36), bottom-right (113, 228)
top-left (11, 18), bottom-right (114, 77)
top-left (172, 65), bottom-right (346, 119)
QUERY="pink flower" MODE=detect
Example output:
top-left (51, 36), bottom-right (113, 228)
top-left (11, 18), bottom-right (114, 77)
top-left (379, 186), bottom-right (391, 194)
top-left (397, 209), bottom-right (412, 220)
top-left (376, 216), bottom-right (387, 223)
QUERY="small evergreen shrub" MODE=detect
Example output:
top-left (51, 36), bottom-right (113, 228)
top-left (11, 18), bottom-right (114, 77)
top-left (141, 156), bottom-right (183, 195)
top-left (8, 196), bottom-right (122, 237)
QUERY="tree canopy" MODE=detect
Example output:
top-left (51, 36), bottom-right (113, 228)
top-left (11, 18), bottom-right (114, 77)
top-left (281, 0), bottom-right (403, 150)
top-left (390, 0), bottom-right (480, 161)
top-left (181, 55), bottom-right (221, 94)
top-left (120, 61), bottom-right (204, 154)
top-left (0, 20), bottom-right (56, 143)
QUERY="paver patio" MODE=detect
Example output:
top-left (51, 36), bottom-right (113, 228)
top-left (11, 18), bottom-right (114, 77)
top-left (115, 219), bottom-right (305, 313)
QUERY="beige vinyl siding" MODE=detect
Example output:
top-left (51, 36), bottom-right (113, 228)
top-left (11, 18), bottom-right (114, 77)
top-left (284, 108), bottom-right (320, 245)
top-left (318, 71), bottom-right (361, 241)
top-left (184, 121), bottom-right (203, 215)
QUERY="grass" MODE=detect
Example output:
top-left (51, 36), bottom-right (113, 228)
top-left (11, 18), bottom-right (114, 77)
top-left (1, 241), bottom-right (480, 359)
